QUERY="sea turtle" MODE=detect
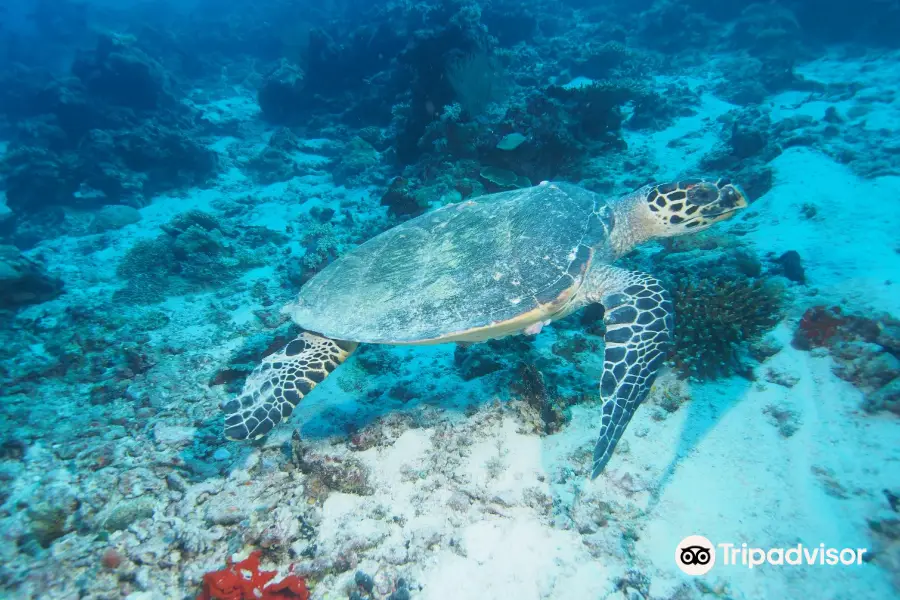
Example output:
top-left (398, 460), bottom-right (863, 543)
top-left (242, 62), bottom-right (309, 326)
top-left (222, 179), bottom-right (747, 477)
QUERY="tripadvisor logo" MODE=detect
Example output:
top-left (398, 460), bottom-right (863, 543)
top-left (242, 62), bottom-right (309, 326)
top-left (676, 536), bottom-right (868, 574)
top-left (676, 535), bottom-right (716, 575)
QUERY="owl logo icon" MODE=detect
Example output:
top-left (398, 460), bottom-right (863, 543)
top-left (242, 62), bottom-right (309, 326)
top-left (676, 535), bottom-right (716, 575)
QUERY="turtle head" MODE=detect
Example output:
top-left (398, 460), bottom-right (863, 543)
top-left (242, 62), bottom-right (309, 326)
top-left (639, 178), bottom-right (748, 237)
top-left (607, 178), bottom-right (748, 257)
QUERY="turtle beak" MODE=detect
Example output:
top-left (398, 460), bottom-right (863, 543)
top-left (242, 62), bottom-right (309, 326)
top-left (718, 183), bottom-right (749, 212)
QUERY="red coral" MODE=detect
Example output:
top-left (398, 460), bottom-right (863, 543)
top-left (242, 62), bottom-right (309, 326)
top-left (793, 305), bottom-right (846, 349)
top-left (101, 548), bottom-right (122, 569)
top-left (197, 551), bottom-right (309, 600)
top-left (793, 305), bottom-right (882, 350)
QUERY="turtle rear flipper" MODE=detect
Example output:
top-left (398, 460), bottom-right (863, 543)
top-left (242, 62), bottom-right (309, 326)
top-left (591, 268), bottom-right (673, 478)
top-left (222, 332), bottom-right (358, 441)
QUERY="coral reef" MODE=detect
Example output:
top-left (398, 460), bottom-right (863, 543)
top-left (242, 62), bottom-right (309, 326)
top-left (792, 306), bottom-right (880, 350)
top-left (332, 138), bottom-right (383, 187)
top-left (257, 60), bottom-right (307, 125)
top-left (453, 342), bottom-right (506, 381)
top-left (509, 363), bottom-right (573, 435)
top-left (796, 309), bottom-right (900, 416)
top-left (296, 223), bottom-right (340, 284)
top-left (699, 107), bottom-right (781, 200)
top-left (773, 250), bottom-right (806, 284)
top-left (445, 51), bottom-right (507, 117)
top-left (114, 210), bottom-right (280, 304)
top-left (291, 433), bottom-right (374, 497)
top-left (244, 129), bottom-right (317, 185)
top-left (0, 32), bottom-right (218, 247)
top-left (668, 276), bottom-right (783, 380)
top-left (379, 177), bottom-right (425, 217)
top-left (0, 245), bottom-right (63, 308)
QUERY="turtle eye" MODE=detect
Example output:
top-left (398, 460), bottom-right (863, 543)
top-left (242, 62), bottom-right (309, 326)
top-left (686, 182), bottom-right (718, 206)
top-left (720, 188), bottom-right (739, 208)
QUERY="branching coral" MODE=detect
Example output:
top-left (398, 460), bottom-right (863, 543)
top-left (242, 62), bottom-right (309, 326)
top-left (669, 276), bottom-right (783, 380)
top-left (197, 550), bottom-right (309, 600)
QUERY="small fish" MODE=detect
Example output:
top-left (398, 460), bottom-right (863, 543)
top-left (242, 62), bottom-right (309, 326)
top-left (496, 132), bottom-right (527, 151)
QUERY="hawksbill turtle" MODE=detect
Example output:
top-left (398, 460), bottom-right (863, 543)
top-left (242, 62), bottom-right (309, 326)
top-left (222, 179), bottom-right (747, 477)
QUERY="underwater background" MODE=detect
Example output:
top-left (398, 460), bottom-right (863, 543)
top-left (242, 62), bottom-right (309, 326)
top-left (1, 0), bottom-right (900, 598)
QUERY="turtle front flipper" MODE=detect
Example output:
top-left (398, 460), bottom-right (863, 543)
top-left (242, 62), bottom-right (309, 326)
top-left (590, 267), bottom-right (674, 478)
top-left (222, 332), bottom-right (358, 441)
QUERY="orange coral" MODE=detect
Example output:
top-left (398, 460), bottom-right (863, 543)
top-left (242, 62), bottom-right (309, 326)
top-left (197, 551), bottom-right (309, 600)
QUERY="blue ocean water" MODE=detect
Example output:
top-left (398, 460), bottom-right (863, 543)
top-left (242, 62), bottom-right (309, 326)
top-left (1, 0), bottom-right (899, 598)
